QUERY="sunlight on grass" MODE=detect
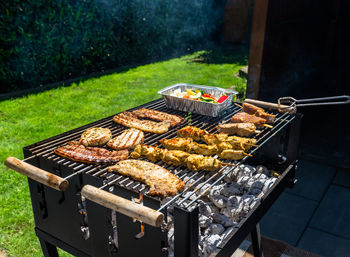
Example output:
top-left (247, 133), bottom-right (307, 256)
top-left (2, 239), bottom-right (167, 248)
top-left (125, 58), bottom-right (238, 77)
top-left (0, 51), bottom-right (247, 256)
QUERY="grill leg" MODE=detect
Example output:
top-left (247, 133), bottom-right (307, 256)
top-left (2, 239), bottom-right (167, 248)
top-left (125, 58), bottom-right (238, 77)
top-left (251, 223), bottom-right (263, 257)
top-left (38, 238), bottom-right (59, 257)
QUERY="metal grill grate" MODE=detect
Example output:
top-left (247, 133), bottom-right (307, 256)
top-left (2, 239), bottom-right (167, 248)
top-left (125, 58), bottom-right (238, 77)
top-left (24, 98), bottom-right (295, 211)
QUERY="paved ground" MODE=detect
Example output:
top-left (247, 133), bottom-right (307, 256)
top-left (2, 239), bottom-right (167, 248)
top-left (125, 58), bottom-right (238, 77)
top-left (260, 106), bottom-right (350, 257)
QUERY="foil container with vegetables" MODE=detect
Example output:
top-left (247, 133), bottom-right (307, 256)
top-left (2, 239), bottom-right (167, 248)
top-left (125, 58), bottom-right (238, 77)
top-left (158, 83), bottom-right (238, 117)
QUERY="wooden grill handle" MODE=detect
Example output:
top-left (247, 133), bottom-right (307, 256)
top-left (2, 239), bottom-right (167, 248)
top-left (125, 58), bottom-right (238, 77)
top-left (244, 98), bottom-right (295, 113)
top-left (81, 185), bottom-right (164, 227)
top-left (5, 157), bottom-right (69, 191)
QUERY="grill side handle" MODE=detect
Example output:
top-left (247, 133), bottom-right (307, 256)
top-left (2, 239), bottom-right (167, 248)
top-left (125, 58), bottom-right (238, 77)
top-left (5, 157), bottom-right (69, 191)
top-left (81, 185), bottom-right (164, 227)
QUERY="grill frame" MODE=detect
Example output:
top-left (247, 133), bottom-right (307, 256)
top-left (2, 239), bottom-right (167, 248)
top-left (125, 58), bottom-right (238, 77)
top-left (21, 98), bottom-right (302, 257)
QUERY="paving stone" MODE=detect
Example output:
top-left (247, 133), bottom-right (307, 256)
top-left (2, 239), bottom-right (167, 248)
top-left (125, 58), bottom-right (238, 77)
top-left (333, 168), bottom-right (350, 188)
top-left (310, 185), bottom-right (350, 239)
top-left (286, 159), bottom-right (336, 201)
top-left (297, 228), bottom-right (350, 257)
top-left (260, 192), bottom-right (318, 246)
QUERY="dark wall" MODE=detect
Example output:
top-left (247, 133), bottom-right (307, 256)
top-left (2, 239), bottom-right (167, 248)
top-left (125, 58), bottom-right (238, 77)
top-left (258, 0), bottom-right (349, 102)
top-left (255, 0), bottom-right (350, 165)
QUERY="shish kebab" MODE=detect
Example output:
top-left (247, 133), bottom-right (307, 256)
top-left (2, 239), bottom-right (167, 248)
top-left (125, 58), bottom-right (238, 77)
top-left (159, 137), bottom-right (256, 157)
top-left (226, 102), bottom-right (275, 130)
top-left (131, 144), bottom-right (237, 172)
top-left (177, 126), bottom-right (258, 148)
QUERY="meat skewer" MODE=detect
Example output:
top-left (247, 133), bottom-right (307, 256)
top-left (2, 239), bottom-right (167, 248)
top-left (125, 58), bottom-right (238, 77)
top-left (178, 125), bottom-right (258, 142)
top-left (108, 160), bottom-right (185, 197)
top-left (130, 144), bottom-right (240, 171)
top-left (160, 136), bottom-right (256, 155)
top-left (242, 102), bottom-right (276, 123)
top-left (216, 123), bottom-right (257, 137)
top-left (160, 137), bottom-right (218, 156)
top-left (54, 141), bottom-right (129, 164)
top-left (230, 112), bottom-right (267, 129)
top-left (131, 108), bottom-right (184, 127)
top-left (219, 149), bottom-right (253, 160)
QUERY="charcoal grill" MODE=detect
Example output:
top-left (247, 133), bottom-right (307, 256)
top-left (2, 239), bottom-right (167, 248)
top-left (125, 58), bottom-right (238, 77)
top-left (5, 98), bottom-right (302, 257)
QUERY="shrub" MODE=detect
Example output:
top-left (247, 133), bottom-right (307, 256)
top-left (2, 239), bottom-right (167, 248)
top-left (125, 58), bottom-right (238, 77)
top-left (0, 0), bottom-right (225, 93)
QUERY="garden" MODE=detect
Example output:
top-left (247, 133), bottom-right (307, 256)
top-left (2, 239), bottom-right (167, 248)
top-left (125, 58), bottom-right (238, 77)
top-left (0, 1), bottom-right (248, 256)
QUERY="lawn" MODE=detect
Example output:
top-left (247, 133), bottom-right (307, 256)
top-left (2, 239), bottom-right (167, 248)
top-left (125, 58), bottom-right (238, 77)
top-left (0, 49), bottom-right (247, 256)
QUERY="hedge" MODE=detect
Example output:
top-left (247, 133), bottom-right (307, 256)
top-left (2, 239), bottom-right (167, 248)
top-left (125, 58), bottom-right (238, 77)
top-left (0, 0), bottom-right (225, 93)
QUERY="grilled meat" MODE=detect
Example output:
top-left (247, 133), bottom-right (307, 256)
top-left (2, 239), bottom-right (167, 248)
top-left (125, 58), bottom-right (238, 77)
top-left (186, 154), bottom-right (222, 171)
top-left (177, 126), bottom-right (208, 141)
top-left (161, 150), bottom-right (190, 166)
top-left (130, 144), bottom-right (163, 162)
top-left (217, 123), bottom-right (256, 137)
top-left (230, 112), bottom-right (266, 129)
top-left (227, 136), bottom-right (257, 151)
top-left (113, 112), bottom-right (171, 134)
top-left (160, 137), bottom-right (218, 156)
top-left (132, 108), bottom-right (184, 127)
top-left (54, 141), bottom-right (128, 164)
top-left (217, 142), bottom-right (234, 152)
top-left (216, 136), bottom-right (257, 151)
top-left (243, 102), bottom-right (275, 124)
top-left (202, 133), bottom-right (229, 145)
top-left (108, 160), bottom-right (185, 197)
top-left (159, 137), bottom-right (193, 152)
top-left (107, 128), bottom-right (144, 150)
top-left (219, 149), bottom-right (250, 160)
top-left (131, 144), bottom-right (239, 171)
top-left (79, 127), bottom-right (112, 147)
top-left (192, 142), bottom-right (218, 156)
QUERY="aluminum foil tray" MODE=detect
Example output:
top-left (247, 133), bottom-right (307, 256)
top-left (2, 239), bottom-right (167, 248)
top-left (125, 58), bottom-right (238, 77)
top-left (158, 83), bottom-right (238, 117)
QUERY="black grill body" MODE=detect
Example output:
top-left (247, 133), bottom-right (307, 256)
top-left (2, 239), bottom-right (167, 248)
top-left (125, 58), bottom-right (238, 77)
top-left (22, 99), bottom-right (302, 257)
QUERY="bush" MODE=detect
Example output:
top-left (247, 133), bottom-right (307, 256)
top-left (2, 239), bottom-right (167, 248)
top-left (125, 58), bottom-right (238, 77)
top-left (0, 0), bottom-right (225, 93)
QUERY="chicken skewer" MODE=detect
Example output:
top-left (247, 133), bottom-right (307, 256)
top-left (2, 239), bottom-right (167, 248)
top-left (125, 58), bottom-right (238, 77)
top-left (216, 123), bottom-right (257, 137)
top-left (178, 125), bottom-right (259, 143)
top-left (159, 137), bottom-right (256, 156)
top-left (131, 144), bottom-right (240, 172)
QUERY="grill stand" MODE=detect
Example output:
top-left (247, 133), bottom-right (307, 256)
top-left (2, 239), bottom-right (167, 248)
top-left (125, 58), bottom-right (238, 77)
top-left (174, 207), bottom-right (199, 257)
top-left (36, 228), bottom-right (90, 257)
top-left (16, 100), bottom-right (302, 257)
top-left (251, 224), bottom-right (263, 257)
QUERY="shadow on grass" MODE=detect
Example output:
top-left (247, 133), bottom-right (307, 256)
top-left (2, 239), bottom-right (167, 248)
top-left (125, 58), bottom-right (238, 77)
top-left (188, 44), bottom-right (249, 65)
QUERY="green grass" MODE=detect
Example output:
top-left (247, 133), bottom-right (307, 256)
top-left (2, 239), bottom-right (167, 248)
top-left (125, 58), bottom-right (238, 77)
top-left (0, 49), bottom-right (247, 256)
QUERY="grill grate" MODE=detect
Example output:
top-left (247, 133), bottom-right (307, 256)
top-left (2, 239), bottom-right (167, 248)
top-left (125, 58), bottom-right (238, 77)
top-left (24, 98), bottom-right (294, 211)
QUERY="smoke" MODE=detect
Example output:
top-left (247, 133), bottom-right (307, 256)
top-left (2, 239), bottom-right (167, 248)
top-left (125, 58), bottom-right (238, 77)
top-left (1, 0), bottom-right (225, 93)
